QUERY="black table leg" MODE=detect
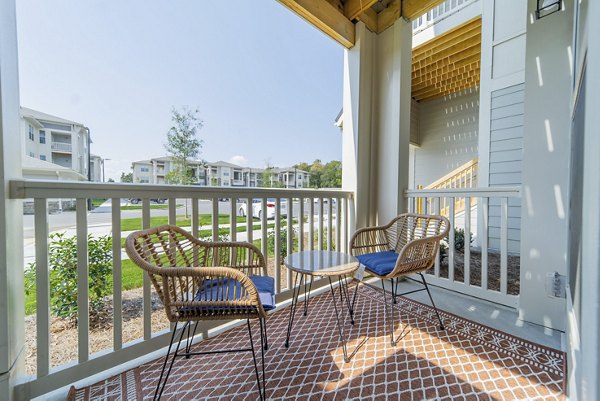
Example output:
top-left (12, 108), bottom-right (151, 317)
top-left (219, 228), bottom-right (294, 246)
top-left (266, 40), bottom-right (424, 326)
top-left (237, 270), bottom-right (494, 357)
top-left (285, 272), bottom-right (304, 348)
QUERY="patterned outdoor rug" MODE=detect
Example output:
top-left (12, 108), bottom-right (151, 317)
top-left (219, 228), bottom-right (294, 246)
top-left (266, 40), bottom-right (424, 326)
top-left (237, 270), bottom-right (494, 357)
top-left (70, 283), bottom-right (566, 400)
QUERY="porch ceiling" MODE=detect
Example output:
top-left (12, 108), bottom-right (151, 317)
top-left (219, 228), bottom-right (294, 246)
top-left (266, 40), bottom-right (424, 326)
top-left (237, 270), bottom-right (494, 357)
top-left (412, 17), bottom-right (481, 102)
top-left (277, 0), bottom-right (447, 48)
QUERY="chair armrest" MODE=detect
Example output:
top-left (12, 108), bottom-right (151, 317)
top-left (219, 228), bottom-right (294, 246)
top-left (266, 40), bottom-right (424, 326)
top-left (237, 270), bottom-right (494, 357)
top-left (391, 236), bottom-right (440, 276)
top-left (350, 226), bottom-right (390, 255)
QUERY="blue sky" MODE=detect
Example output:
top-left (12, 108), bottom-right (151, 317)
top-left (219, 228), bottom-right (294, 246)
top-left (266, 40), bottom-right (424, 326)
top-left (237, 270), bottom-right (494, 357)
top-left (16, 1), bottom-right (344, 180)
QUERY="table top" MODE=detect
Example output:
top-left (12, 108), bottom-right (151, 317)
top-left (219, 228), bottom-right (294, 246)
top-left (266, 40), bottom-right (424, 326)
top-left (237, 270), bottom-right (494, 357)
top-left (284, 250), bottom-right (359, 276)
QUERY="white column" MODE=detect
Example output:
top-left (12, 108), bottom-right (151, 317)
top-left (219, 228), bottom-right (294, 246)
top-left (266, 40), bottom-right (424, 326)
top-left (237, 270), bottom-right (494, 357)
top-left (374, 18), bottom-right (412, 222)
top-left (581, 1), bottom-right (600, 399)
top-left (519, 0), bottom-right (573, 331)
top-left (342, 22), bottom-right (375, 230)
top-left (0, 1), bottom-right (25, 399)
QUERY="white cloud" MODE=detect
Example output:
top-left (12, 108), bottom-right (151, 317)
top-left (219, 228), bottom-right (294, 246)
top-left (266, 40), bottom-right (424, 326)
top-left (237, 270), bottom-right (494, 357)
top-left (229, 155), bottom-right (248, 166)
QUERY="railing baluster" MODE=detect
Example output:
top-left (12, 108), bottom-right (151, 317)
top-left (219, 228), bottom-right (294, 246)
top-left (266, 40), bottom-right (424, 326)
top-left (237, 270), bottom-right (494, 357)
top-left (335, 198), bottom-right (341, 252)
top-left (142, 199), bottom-right (151, 340)
top-left (212, 197), bottom-right (219, 241)
top-left (287, 197), bottom-right (293, 289)
top-left (327, 198), bottom-right (333, 251)
top-left (481, 197), bottom-right (489, 290)
top-left (168, 198), bottom-right (176, 226)
top-left (34, 199), bottom-right (50, 377)
top-left (230, 198), bottom-right (237, 242)
top-left (299, 197), bottom-right (304, 252)
top-left (76, 199), bottom-right (89, 363)
top-left (464, 196), bottom-right (471, 286)
top-left (274, 198), bottom-right (281, 294)
top-left (500, 197), bottom-right (508, 294)
top-left (111, 198), bottom-right (122, 351)
top-left (191, 198), bottom-right (199, 238)
top-left (309, 199), bottom-right (315, 251)
top-left (246, 197), bottom-right (253, 244)
top-left (448, 197), bottom-right (455, 281)
top-left (348, 196), bottom-right (356, 251)
top-left (318, 199), bottom-right (324, 251)
top-left (261, 198), bottom-right (268, 269)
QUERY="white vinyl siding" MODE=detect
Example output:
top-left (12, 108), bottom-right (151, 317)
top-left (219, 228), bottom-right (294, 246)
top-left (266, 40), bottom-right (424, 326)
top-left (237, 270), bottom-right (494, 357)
top-left (488, 83), bottom-right (524, 253)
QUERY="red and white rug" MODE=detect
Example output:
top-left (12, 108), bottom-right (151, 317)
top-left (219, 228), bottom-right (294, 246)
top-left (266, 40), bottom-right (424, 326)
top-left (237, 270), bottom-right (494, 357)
top-left (70, 283), bottom-right (566, 400)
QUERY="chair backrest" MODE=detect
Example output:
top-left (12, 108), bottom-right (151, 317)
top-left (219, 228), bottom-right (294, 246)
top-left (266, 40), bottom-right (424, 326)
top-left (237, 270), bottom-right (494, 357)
top-left (386, 213), bottom-right (450, 275)
top-left (125, 225), bottom-right (267, 307)
top-left (385, 213), bottom-right (449, 253)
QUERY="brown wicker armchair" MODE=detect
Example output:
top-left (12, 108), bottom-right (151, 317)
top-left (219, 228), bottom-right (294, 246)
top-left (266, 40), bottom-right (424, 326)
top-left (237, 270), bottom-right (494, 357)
top-left (350, 213), bottom-right (450, 345)
top-left (125, 225), bottom-right (274, 400)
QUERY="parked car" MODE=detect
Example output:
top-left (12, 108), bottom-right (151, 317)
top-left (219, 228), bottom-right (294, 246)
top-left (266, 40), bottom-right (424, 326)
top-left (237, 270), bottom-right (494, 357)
top-left (238, 198), bottom-right (287, 219)
top-left (129, 198), bottom-right (166, 204)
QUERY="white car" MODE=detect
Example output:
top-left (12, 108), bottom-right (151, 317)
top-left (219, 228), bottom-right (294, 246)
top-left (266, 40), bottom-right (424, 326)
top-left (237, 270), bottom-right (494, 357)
top-left (238, 198), bottom-right (287, 219)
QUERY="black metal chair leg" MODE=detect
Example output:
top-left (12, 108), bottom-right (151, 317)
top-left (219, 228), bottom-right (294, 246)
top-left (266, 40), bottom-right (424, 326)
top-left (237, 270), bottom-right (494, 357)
top-left (391, 278), bottom-right (397, 304)
top-left (156, 321), bottom-right (188, 400)
top-left (258, 318), bottom-right (267, 400)
top-left (247, 319), bottom-right (265, 401)
top-left (260, 317), bottom-right (269, 351)
top-left (153, 322), bottom-right (179, 401)
top-left (381, 279), bottom-right (397, 346)
top-left (419, 273), bottom-right (445, 330)
top-left (184, 321), bottom-right (200, 357)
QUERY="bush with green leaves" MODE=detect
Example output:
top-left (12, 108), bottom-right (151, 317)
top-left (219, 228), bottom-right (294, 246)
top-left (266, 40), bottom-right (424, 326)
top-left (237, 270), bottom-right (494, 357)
top-left (267, 227), bottom-right (298, 260)
top-left (439, 228), bottom-right (473, 260)
top-left (24, 232), bottom-right (113, 321)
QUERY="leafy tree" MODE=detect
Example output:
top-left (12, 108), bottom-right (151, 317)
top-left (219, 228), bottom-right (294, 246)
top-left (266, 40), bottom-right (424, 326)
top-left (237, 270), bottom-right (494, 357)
top-left (309, 159), bottom-right (324, 188)
top-left (165, 106), bottom-right (203, 185)
top-left (321, 160), bottom-right (342, 188)
top-left (120, 172), bottom-right (133, 183)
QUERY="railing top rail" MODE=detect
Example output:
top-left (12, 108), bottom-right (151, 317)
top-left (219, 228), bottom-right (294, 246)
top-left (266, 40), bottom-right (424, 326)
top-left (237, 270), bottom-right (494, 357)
top-left (9, 179), bottom-right (353, 200)
top-left (405, 186), bottom-right (521, 198)
top-left (425, 159), bottom-right (478, 189)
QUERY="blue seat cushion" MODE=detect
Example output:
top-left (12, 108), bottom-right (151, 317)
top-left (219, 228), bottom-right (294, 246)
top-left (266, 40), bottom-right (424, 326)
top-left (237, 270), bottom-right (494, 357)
top-left (196, 275), bottom-right (276, 311)
top-left (357, 251), bottom-right (399, 276)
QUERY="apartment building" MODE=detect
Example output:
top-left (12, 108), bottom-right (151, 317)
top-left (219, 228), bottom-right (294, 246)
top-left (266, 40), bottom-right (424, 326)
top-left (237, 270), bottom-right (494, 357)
top-left (132, 157), bottom-right (310, 188)
top-left (20, 107), bottom-right (92, 180)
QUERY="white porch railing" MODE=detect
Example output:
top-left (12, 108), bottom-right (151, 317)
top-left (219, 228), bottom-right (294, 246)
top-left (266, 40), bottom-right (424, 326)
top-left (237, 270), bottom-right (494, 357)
top-left (412, 0), bottom-right (476, 32)
top-left (50, 141), bottom-right (72, 152)
top-left (9, 179), bottom-right (354, 399)
top-left (406, 186), bottom-right (521, 308)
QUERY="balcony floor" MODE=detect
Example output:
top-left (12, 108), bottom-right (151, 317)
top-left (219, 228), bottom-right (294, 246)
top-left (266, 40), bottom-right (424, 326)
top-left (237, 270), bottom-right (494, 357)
top-left (68, 281), bottom-right (566, 400)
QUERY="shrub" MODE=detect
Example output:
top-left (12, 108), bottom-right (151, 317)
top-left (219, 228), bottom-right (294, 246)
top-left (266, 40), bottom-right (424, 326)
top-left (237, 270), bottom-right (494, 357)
top-left (24, 233), bottom-right (113, 322)
top-left (267, 227), bottom-right (298, 260)
top-left (439, 228), bottom-right (473, 260)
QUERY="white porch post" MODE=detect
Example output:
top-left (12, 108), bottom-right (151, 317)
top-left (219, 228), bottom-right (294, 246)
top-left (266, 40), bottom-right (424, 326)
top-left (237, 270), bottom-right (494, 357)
top-left (374, 18), bottom-right (412, 222)
top-left (519, 0), bottom-right (573, 331)
top-left (342, 22), bottom-right (376, 229)
top-left (581, 1), bottom-right (600, 399)
top-left (0, 0), bottom-right (25, 400)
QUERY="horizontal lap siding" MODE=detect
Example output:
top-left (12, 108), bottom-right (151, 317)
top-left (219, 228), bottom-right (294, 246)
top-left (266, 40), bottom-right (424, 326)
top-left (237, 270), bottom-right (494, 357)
top-left (488, 83), bottom-right (524, 253)
top-left (414, 87), bottom-right (480, 187)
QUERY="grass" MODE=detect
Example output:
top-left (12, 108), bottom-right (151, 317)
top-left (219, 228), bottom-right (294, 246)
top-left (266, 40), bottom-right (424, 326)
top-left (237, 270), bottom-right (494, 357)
top-left (120, 214), bottom-right (247, 231)
top-left (91, 199), bottom-right (107, 208)
top-left (120, 205), bottom-right (174, 210)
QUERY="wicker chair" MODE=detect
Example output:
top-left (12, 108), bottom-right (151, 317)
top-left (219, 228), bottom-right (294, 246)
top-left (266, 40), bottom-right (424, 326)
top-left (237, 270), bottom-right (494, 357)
top-left (350, 213), bottom-right (450, 345)
top-left (125, 225), bottom-right (274, 400)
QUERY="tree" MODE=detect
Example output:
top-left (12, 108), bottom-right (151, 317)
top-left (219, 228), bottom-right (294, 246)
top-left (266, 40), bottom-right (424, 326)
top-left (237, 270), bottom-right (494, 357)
top-left (165, 107), bottom-right (203, 185)
top-left (120, 172), bottom-right (133, 183)
top-left (309, 159), bottom-right (324, 188)
top-left (321, 160), bottom-right (342, 188)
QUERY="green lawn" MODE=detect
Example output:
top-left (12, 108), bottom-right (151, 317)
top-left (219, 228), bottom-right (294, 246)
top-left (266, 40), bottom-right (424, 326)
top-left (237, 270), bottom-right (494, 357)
top-left (120, 214), bottom-right (248, 231)
top-left (120, 205), bottom-right (176, 210)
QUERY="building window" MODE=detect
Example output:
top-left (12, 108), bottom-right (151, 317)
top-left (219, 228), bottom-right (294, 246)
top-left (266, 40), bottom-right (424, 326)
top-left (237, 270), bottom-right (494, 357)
top-left (40, 155), bottom-right (46, 161)
top-left (140, 178), bottom-right (150, 183)
top-left (39, 130), bottom-right (46, 144)
top-left (28, 125), bottom-right (34, 141)
top-left (141, 166), bottom-right (149, 172)
top-left (29, 152), bottom-right (35, 157)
